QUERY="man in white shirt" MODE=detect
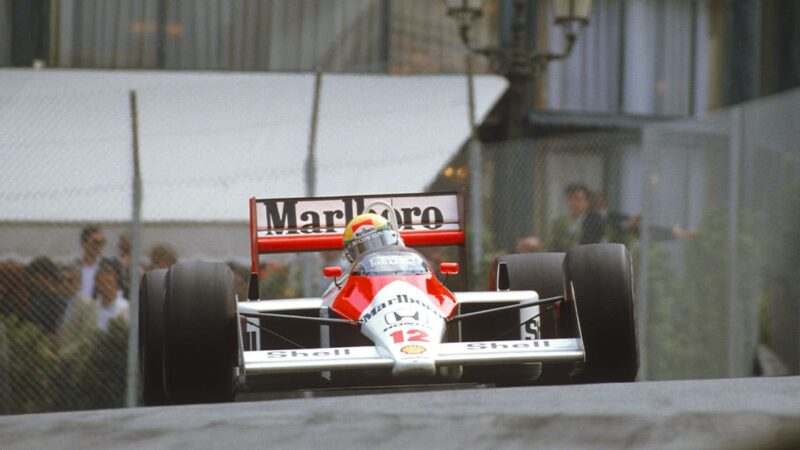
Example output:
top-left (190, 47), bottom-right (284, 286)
top-left (94, 260), bottom-right (129, 332)
top-left (58, 265), bottom-right (97, 358)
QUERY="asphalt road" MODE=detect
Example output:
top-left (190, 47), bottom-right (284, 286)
top-left (1, 376), bottom-right (799, 450)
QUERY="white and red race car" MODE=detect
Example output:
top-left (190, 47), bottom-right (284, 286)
top-left (139, 192), bottom-right (638, 405)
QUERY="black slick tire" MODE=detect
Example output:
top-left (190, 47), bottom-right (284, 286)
top-left (163, 262), bottom-right (238, 403)
top-left (496, 252), bottom-right (571, 384)
top-left (468, 253), bottom-right (564, 385)
top-left (496, 252), bottom-right (566, 339)
top-left (565, 244), bottom-right (638, 382)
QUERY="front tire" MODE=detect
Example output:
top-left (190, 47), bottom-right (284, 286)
top-left (163, 262), bottom-right (238, 403)
top-left (565, 244), bottom-right (638, 382)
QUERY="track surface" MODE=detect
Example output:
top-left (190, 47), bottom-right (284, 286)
top-left (1, 376), bottom-right (799, 449)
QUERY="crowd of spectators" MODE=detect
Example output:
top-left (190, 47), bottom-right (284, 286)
top-left (0, 224), bottom-right (183, 413)
top-left (0, 225), bottom-right (188, 337)
top-left (0, 221), bottom-right (319, 359)
top-left (0, 224), bottom-right (350, 414)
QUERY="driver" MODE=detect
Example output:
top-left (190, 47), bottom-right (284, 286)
top-left (343, 213), bottom-right (402, 262)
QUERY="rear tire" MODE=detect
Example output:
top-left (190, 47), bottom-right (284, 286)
top-left (163, 262), bottom-right (238, 403)
top-left (139, 269), bottom-right (168, 406)
top-left (498, 253), bottom-right (573, 384)
top-left (496, 252), bottom-right (565, 338)
top-left (565, 244), bottom-right (638, 382)
top-left (499, 253), bottom-right (579, 384)
top-left (478, 253), bottom-right (565, 386)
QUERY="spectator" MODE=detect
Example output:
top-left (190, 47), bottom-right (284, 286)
top-left (515, 235), bottom-right (543, 253)
top-left (545, 184), bottom-right (592, 252)
top-left (112, 233), bottom-right (132, 298)
top-left (25, 257), bottom-right (68, 336)
top-left (111, 233), bottom-right (145, 298)
top-left (76, 224), bottom-right (109, 300)
top-left (0, 260), bottom-right (30, 319)
top-left (582, 192), bottom-right (638, 246)
top-left (587, 192), bottom-right (697, 244)
top-left (57, 264), bottom-right (97, 358)
top-left (149, 243), bottom-right (177, 270)
top-left (94, 260), bottom-right (129, 332)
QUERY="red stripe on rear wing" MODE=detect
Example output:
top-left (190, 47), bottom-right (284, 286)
top-left (257, 230), bottom-right (465, 253)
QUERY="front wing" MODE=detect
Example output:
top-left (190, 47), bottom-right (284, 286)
top-left (243, 338), bottom-right (584, 376)
top-left (239, 289), bottom-right (586, 379)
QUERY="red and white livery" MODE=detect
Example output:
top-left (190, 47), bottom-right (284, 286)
top-left (139, 192), bottom-right (638, 405)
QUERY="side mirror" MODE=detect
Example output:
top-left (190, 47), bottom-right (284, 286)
top-left (323, 266), bottom-right (343, 279)
top-left (439, 262), bottom-right (459, 275)
top-left (496, 261), bottom-right (510, 291)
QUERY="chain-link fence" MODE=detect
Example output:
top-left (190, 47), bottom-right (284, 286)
top-left (638, 88), bottom-right (800, 380)
top-left (433, 90), bottom-right (800, 382)
top-left (0, 87), bottom-right (135, 414)
top-left (1, 67), bottom-right (797, 414)
top-left (430, 128), bottom-right (643, 290)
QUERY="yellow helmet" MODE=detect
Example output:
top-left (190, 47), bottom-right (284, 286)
top-left (343, 213), bottom-right (399, 262)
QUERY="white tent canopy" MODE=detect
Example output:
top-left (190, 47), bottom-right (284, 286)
top-left (0, 69), bottom-right (506, 261)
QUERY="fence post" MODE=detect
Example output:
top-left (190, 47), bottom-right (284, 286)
top-left (127, 90), bottom-right (144, 407)
top-left (0, 322), bottom-right (9, 414)
top-left (466, 55), bottom-right (483, 284)
top-left (637, 127), bottom-right (657, 381)
top-left (302, 70), bottom-right (323, 297)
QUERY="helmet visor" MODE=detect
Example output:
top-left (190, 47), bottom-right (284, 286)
top-left (346, 229), bottom-right (398, 261)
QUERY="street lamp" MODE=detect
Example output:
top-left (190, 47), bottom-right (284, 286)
top-left (445, 0), bottom-right (592, 75)
top-left (444, 0), bottom-right (592, 255)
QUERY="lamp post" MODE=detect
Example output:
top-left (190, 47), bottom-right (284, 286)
top-left (446, 0), bottom-right (591, 76)
top-left (445, 0), bottom-right (591, 252)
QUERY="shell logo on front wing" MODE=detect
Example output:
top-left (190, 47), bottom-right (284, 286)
top-left (400, 344), bottom-right (427, 355)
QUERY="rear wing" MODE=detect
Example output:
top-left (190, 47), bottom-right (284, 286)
top-left (247, 192), bottom-right (466, 298)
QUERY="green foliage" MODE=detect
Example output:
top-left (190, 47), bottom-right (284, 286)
top-left (636, 243), bottom-right (682, 379)
top-left (760, 179), bottom-right (800, 372)
top-left (0, 314), bottom-right (58, 414)
top-left (0, 314), bottom-right (129, 414)
top-left (69, 319), bottom-right (129, 410)
top-left (642, 208), bottom-right (766, 380)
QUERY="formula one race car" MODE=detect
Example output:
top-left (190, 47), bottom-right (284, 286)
top-left (139, 192), bottom-right (638, 405)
